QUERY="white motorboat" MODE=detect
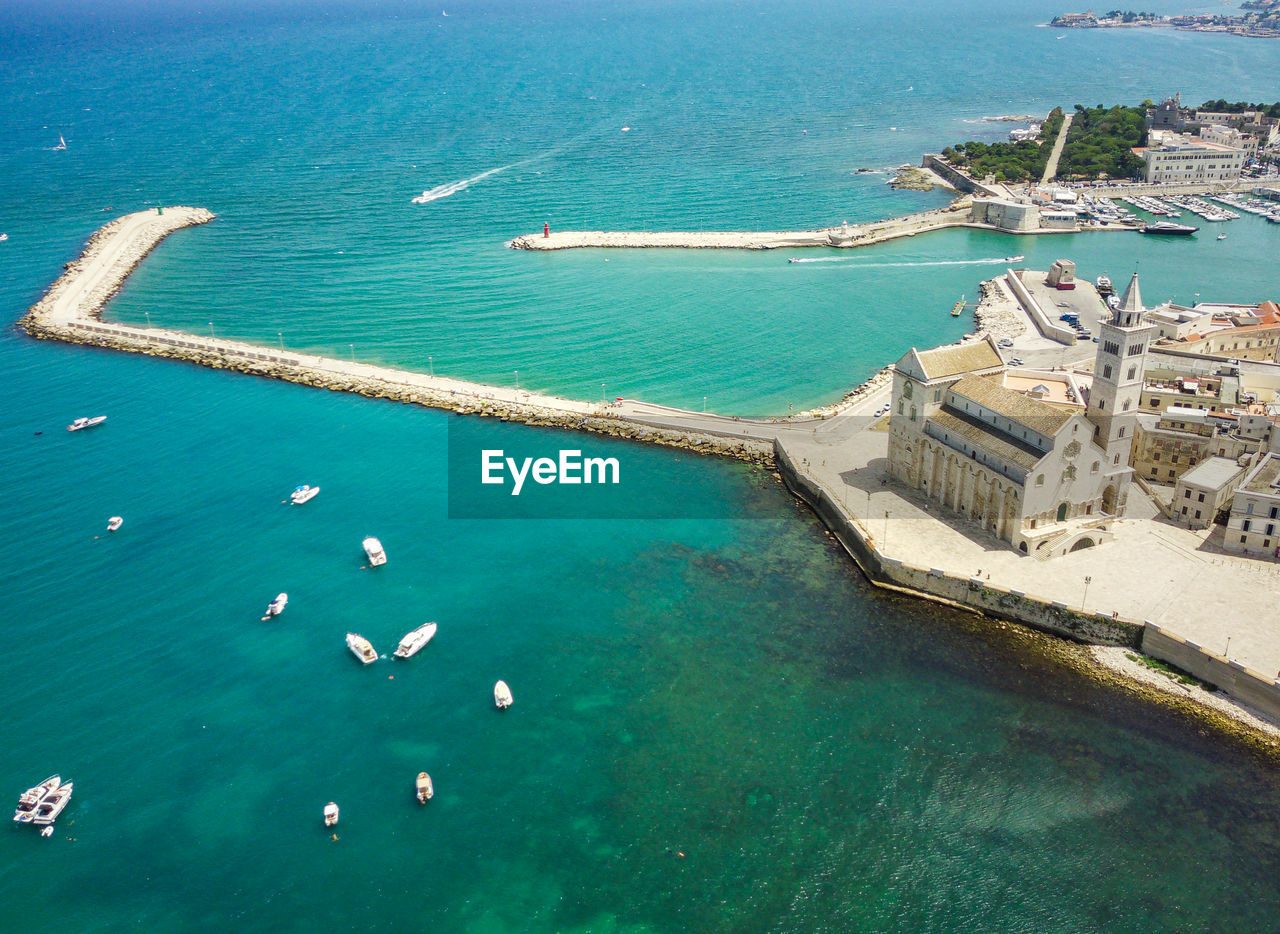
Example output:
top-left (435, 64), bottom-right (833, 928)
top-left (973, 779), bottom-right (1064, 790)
top-left (67, 415), bottom-right (107, 432)
top-left (290, 485), bottom-right (320, 505)
top-left (324, 801), bottom-right (339, 826)
top-left (263, 592), bottom-right (288, 619)
top-left (14, 775), bottom-right (60, 822)
top-left (411, 190), bottom-right (431, 204)
top-left (393, 622), bottom-right (437, 659)
top-left (346, 632), bottom-right (378, 664)
top-left (1217, 234), bottom-right (1227, 240)
top-left (494, 680), bottom-right (513, 709)
top-left (362, 536), bottom-right (387, 566)
top-left (31, 781), bottom-right (73, 826)
top-left (1004, 255), bottom-right (1025, 262)
top-left (416, 771), bottom-right (434, 803)
top-left (0, 234), bottom-right (8, 242)
top-left (106, 516), bottom-right (123, 532)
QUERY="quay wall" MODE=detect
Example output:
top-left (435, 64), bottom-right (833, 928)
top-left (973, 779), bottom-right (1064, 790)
top-left (1003, 269), bottom-right (1080, 345)
top-left (921, 154), bottom-right (999, 197)
top-left (773, 441), bottom-right (1142, 647)
top-left (1142, 625), bottom-right (1280, 722)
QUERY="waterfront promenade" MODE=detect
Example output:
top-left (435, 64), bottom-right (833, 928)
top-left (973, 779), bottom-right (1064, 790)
top-left (23, 207), bottom-right (1280, 733)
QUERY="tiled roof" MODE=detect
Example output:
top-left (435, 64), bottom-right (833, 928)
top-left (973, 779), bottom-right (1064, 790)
top-left (915, 340), bottom-right (1004, 380)
top-left (928, 409), bottom-right (1045, 472)
top-left (948, 375), bottom-right (1073, 435)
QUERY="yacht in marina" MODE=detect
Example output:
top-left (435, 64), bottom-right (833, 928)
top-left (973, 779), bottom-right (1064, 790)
top-left (416, 772), bottom-right (434, 803)
top-left (494, 679), bottom-right (513, 709)
top-left (362, 536), bottom-right (387, 566)
top-left (1096, 274), bottom-right (1113, 297)
top-left (67, 415), bottom-right (107, 432)
top-left (290, 485), bottom-right (320, 505)
top-left (346, 632), bottom-right (378, 664)
top-left (1139, 221), bottom-right (1198, 236)
top-left (106, 516), bottom-right (123, 532)
top-left (14, 775), bottom-right (60, 822)
top-left (264, 592), bottom-right (288, 619)
top-left (393, 622), bottom-right (437, 659)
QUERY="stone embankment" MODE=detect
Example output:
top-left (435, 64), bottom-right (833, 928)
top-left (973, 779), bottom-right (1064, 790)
top-left (795, 368), bottom-right (893, 419)
top-left (509, 203), bottom-right (973, 253)
top-left (19, 208), bottom-right (775, 468)
top-left (972, 275), bottom-right (1027, 343)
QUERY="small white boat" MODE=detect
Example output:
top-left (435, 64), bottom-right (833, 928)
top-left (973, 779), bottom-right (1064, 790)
top-left (416, 771), bottom-right (433, 803)
top-left (494, 680), bottom-right (513, 709)
top-left (290, 485), bottom-right (320, 505)
top-left (40, 826), bottom-right (52, 837)
top-left (1004, 255), bottom-right (1025, 262)
top-left (31, 781), bottom-right (72, 826)
top-left (1217, 234), bottom-right (1227, 240)
top-left (67, 415), bottom-right (107, 432)
top-left (106, 516), bottom-right (123, 532)
top-left (411, 190), bottom-right (431, 204)
top-left (263, 592), bottom-right (288, 619)
top-left (323, 802), bottom-right (339, 826)
top-left (393, 622), bottom-right (437, 659)
top-left (362, 536), bottom-right (387, 566)
top-left (346, 632), bottom-right (378, 664)
top-left (53, 134), bottom-right (66, 151)
top-left (14, 775), bottom-right (60, 822)
top-left (0, 234), bottom-right (8, 242)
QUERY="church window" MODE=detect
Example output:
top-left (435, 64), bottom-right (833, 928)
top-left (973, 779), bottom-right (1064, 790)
top-left (1114, 454), bottom-right (1120, 465)
top-left (1098, 399), bottom-right (1105, 411)
top-left (1091, 461), bottom-right (1099, 474)
top-left (1102, 364), bottom-right (1112, 379)
top-left (1127, 366), bottom-right (1136, 380)
top-left (1122, 400), bottom-right (1130, 411)
top-left (934, 389), bottom-right (941, 402)
top-left (1035, 474), bottom-right (1044, 487)
top-left (898, 401), bottom-right (904, 415)
top-left (1118, 426), bottom-right (1125, 438)
top-left (909, 406), bottom-right (917, 422)
top-left (903, 381), bottom-right (913, 399)
top-left (1064, 465), bottom-right (1076, 480)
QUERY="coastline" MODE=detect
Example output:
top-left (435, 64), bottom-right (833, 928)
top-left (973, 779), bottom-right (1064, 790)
top-left (22, 207), bottom-right (1280, 755)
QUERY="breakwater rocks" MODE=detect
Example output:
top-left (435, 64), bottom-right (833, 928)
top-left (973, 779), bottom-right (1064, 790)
top-left (23, 319), bottom-right (775, 467)
top-left (973, 276), bottom-right (1026, 343)
top-left (797, 368), bottom-right (893, 419)
top-left (888, 165), bottom-right (936, 191)
top-left (20, 206), bottom-right (215, 332)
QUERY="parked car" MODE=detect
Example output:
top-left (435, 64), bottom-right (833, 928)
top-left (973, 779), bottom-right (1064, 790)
top-left (998, 338), bottom-right (1014, 348)
top-left (1009, 357), bottom-right (1024, 366)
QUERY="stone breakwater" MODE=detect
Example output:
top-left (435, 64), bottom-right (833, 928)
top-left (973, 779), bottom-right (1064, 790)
top-left (19, 208), bottom-right (775, 468)
top-left (509, 203), bottom-right (973, 252)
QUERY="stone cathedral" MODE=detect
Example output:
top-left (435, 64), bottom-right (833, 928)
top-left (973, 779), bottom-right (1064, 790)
top-left (887, 274), bottom-right (1152, 558)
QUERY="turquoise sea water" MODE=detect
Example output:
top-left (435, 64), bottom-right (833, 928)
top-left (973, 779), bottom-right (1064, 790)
top-left (3, 2), bottom-right (1280, 931)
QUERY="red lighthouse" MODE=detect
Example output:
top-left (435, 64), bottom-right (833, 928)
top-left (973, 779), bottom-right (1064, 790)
top-left (543, 222), bottom-right (550, 238)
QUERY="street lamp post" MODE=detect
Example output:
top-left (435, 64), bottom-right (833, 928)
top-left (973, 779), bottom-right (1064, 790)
top-left (703, 396), bottom-right (707, 413)
top-left (602, 382), bottom-right (606, 403)
top-left (884, 510), bottom-right (890, 547)
top-left (1082, 575), bottom-right (1092, 610)
top-left (209, 321), bottom-right (215, 339)
top-left (144, 311), bottom-right (151, 327)
top-left (278, 332), bottom-right (284, 351)
top-left (429, 355), bottom-right (434, 378)
top-left (349, 343), bottom-right (354, 362)
top-left (514, 370), bottom-right (519, 394)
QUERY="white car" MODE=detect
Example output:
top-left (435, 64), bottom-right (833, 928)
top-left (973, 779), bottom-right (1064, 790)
top-left (1009, 357), bottom-right (1024, 366)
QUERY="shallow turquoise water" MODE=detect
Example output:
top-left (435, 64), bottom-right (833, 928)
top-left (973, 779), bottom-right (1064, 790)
top-left (3, 2), bottom-right (1280, 931)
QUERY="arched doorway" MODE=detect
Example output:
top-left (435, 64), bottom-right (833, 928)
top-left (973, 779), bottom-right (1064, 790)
top-left (1102, 485), bottom-right (1117, 514)
top-left (1056, 502), bottom-right (1068, 523)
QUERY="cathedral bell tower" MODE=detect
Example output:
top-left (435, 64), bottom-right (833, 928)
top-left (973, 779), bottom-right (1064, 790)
top-left (1087, 272), bottom-right (1155, 470)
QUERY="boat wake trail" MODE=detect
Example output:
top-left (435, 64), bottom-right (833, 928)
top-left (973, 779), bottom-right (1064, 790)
top-left (789, 256), bottom-right (1020, 267)
top-left (411, 164), bottom-right (514, 204)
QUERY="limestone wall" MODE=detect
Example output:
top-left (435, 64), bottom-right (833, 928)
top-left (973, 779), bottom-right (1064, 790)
top-left (774, 441), bottom-right (1142, 647)
top-left (1003, 269), bottom-right (1079, 345)
top-left (1142, 625), bottom-right (1280, 721)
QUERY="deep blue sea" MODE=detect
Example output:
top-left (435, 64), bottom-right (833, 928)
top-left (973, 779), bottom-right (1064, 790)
top-left (2, 2), bottom-right (1280, 931)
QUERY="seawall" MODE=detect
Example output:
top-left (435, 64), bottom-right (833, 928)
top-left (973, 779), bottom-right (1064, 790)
top-left (773, 440), bottom-right (1142, 646)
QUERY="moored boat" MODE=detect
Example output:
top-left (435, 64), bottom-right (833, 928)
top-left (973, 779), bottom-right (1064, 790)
top-left (1095, 274), bottom-right (1113, 297)
top-left (31, 781), bottom-right (73, 826)
top-left (950, 295), bottom-right (966, 317)
top-left (67, 415), bottom-right (107, 432)
top-left (324, 802), bottom-right (339, 826)
top-left (106, 516), bottom-right (123, 532)
top-left (290, 484), bottom-right (320, 505)
top-left (264, 592), bottom-right (288, 618)
top-left (494, 679), bottom-right (513, 709)
top-left (346, 632), bottom-right (378, 664)
top-left (393, 622), bottom-right (437, 659)
top-left (1139, 221), bottom-right (1198, 236)
top-left (362, 536), bottom-right (387, 566)
top-left (14, 775), bottom-right (60, 822)
top-left (416, 771), bottom-right (434, 803)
